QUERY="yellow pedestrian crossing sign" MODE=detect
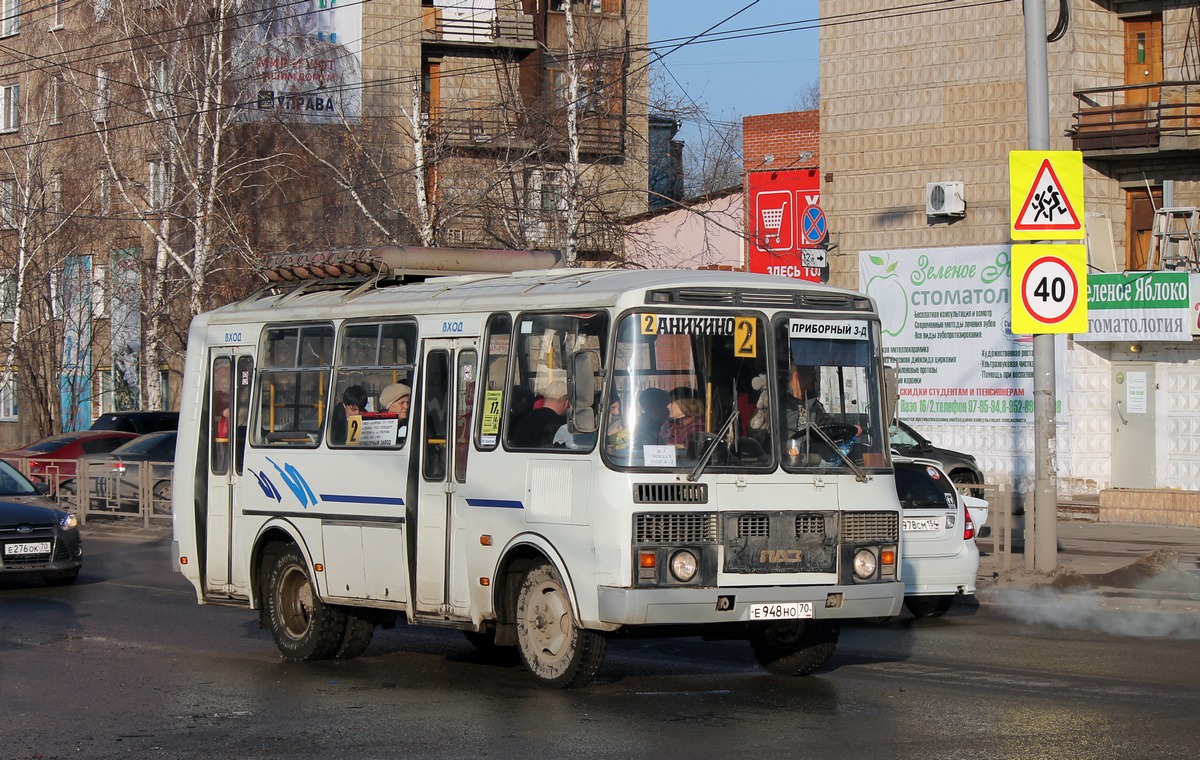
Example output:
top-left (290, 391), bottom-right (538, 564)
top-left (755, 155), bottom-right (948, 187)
top-left (1009, 150), bottom-right (1084, 240)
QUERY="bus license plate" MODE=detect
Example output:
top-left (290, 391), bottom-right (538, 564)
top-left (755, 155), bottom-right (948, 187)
top-left (747, 602), bottom-right (813, 621)
top-left (4, 541), bottom-right (51, 556)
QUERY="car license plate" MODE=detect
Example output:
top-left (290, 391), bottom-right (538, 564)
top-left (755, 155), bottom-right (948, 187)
top-left (4, 541), bottom-right (51, 556)
top-left (903, 517), bottom-right (941, 532)
top-left (747, 602), bottom-right (814, 621)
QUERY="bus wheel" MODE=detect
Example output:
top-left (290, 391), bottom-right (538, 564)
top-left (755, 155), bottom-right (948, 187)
top-left (749, 619), bottom-right (839, 676)
top-left (266, 545), bottom-right (346, 661)
top-left (335, 608), bottom-right (376, 659)
top-left (514, 561), bottom-right (607, 687)
top-left (905, 595), bottom-right (954, 619)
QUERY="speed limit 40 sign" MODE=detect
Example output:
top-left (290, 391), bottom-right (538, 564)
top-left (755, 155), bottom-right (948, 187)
top-left (1010, 244), bottom-right (1089, 335)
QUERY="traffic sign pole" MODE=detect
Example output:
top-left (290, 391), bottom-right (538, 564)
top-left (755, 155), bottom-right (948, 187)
top-left (1024, 0), bottom-right (1058, 573)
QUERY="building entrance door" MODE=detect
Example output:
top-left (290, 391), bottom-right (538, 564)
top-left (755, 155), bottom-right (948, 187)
top-left (1111, 362), bottom-right (1156, 489)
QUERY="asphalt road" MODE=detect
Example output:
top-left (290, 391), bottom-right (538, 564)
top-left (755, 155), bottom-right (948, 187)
top-left (3, 531), bottom-right (1200, 759)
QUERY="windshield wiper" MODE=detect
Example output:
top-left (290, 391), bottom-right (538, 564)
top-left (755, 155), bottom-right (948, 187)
top-left (687, 408), bottom-right (739, 482)
top-left (808, 423), bottom-right (869, 483)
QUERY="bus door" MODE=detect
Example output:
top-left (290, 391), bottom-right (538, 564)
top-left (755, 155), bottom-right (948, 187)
top-left (413, 339), bottom-right (478, 619)
top-left (204, 347), bottom-right (254, 594)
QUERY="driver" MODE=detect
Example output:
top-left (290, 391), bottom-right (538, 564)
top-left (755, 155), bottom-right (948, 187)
top-left (783, 364), bottom-right (833, 435)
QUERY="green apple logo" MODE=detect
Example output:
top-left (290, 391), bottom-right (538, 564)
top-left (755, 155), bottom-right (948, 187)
top-left (864, 254), bottom-right (908, 337)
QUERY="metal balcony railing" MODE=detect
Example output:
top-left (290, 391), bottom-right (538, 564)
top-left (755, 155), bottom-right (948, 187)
top-left (422, 7), bottom-right (536, 50)
top-left (428, 109), bottom-right (624, 156)
top-left (1071, 81), bottom-right (1200, 152)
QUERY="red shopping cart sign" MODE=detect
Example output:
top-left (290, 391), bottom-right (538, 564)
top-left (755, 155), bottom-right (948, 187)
top-left (753, 190), bottom-right (793, 252)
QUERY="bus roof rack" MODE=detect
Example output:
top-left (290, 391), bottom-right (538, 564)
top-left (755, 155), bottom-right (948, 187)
top-left (259, 245), bottom-right (565, 285)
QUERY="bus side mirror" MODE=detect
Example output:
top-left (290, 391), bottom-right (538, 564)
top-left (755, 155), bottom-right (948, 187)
top-left (570, 350), bottom-right (599, 433)
top-left (883, 359), bottom-right (899, 427)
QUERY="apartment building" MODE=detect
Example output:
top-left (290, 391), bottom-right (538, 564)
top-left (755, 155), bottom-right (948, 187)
top-left (0, 0), bottom-right (649, 445)
top-left (820, 1), bottom-right (1200, 514)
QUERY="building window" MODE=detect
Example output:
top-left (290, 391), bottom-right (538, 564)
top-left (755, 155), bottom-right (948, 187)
top-left (0, 269), bottom-right (15, 320)
top-left (98, 168), bottom-right (110, 215)
top-left (0, 82), bottom-right (18, 132)
top-left (51, 0), bottom-right (63, 29)
top-left (94, 0), bottom-right (109, 22)
top-left (149, 59), bottom-right (168, 113)
top-left (148, 159), bottom-right (169, 209)
top-left (0, 373), bottom-right (17, 420)
top-left (49, 75), bottom-right (62, 124)
top-left (0, 178), bottom-right (16, 229)
top-left (95, 65), bottom-right (109, 122)
top-left (50, 171), bottom-right (61, 217)
top-left (91, 262), bottom-right (107, 318)
top-left (1, 0), bottom-right (19, 37)
top-left (549, 68), bottom-right (567, 107)
top-left (526, 168), bottom-right (563, 214)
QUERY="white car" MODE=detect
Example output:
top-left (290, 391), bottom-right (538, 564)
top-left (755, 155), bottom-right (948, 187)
top-left (894, 456), bottom-right (981, 618)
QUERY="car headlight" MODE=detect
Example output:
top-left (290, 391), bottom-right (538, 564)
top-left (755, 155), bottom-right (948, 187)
top-left (852, 548), bottom-right (878, 580)
top-left (59, 513), bottom-right (78, 531)
top-left (669, 549), bottom-right (699, 582)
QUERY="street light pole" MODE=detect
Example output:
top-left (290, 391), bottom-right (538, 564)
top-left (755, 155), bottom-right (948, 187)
top-left (1024, 0), bottom-right (1058, 571)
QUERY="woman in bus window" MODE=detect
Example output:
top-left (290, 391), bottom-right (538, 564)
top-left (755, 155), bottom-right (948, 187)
top-left (660, 386), bottom-right (705, 449)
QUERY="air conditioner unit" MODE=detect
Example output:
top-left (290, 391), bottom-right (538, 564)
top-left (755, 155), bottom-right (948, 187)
top-left (926, 181), bottom-right (966, 217)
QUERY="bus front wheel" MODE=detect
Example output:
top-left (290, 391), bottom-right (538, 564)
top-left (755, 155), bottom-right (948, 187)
top-left (266, 544), bottom-right (347, 661)
top-left (749, 619), bottom-right (839, 676)
top-left (514, 561), bottom-right (607, 687)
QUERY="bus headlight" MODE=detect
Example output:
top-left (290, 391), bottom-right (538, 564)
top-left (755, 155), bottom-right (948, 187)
top-left (669, 549), bottom-right (699, 582)
top-left (852, 548), bottom-right (878, 580)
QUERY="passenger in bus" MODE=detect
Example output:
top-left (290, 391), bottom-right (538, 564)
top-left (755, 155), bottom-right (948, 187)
top-left (379, 383), bottom-right (412, 443)
top-left (660, 386), bottom-right (705, 449)
top-left (509, 384), bottom-right (534, 424)
top-left (783, 364), bottom-right (832, 434)
top-left (605, 392), bottom-right (630, 452)
top-left (330, 384), bottom-right (368, 445)
top-left (512, 380), bottom-right (568, 447)
top-left (632, 387), bottom-right (670, 449)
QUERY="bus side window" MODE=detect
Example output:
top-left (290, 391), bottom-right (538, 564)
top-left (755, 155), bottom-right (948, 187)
top-left (475, 313), bottom-right (512, 451)
top-left (253, 324), bottom-right (333, 447)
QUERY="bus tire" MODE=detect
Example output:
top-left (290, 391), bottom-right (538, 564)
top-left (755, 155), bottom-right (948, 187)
top-left (905, 595), bottom-right (954, 619)
top-left (266, 544), bottom-right (346, 661)
top-left (749, 619), bottom-right (839, 676)
top-left (335, 608), bottom-right (376, 659)
top-left (514, 561), bottom-right (606, 687)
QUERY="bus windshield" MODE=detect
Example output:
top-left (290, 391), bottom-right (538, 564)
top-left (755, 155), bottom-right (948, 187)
top-left (604, 312), bottom-right (888, 472)
top-left (605, 312), bottom-right (772, 470)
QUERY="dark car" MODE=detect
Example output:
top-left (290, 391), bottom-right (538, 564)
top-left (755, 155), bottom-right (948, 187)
top-left (78, 431), bottom-right (177, 514)
top-left (0, 458), bottom-right (83, 586)
top-left (90, 411), bottom-right (179, 435)
top-left (889, 420), bottom-right (984, 498)
top-left (0, 430), bottom-right (141, 495)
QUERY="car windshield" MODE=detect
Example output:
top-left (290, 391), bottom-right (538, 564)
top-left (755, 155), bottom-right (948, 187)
top-left (0, 459), bottom-right (38, 495)
top-left (895, 462), bottom-right (957, 510)
top-left (24, 435), bottom-right (79, 453)
top-left (112, 432), bottom-right (176, 457)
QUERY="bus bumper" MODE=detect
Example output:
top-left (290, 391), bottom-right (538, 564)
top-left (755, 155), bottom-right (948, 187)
top-left (596, 582), bottom-right (903, 626)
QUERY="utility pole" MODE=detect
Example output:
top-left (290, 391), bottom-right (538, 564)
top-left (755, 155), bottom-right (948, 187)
top-left (1024, 0), bottom-right (1058, 571)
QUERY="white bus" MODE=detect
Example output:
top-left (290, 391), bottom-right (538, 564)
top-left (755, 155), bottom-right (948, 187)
top-left (173, 246), bottom-right (903, 686)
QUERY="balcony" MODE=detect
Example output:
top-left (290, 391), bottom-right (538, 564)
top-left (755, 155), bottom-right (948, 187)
top-left (428, 109), bottom-right (624, 158)
top-left (422, 6), bottom-right (536, 52)
top-left (1070, 81), bottom-right (1200, 162)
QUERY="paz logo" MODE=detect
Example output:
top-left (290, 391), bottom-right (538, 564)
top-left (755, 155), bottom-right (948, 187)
top-left (864, 253), bottom-right (908, 337)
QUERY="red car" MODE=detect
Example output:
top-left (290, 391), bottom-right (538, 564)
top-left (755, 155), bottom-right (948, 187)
top-left (0, 431), bottom-right (140, 494)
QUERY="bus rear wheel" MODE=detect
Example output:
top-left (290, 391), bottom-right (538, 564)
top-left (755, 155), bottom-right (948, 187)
top-left (748, 619), bottom-right (839, 676)
top-left (515, 561), bottom-right (606, 687)
top-left (335, 608), bottom-right (376, 659)
top-left (266, 544), bottom-right (346, 661)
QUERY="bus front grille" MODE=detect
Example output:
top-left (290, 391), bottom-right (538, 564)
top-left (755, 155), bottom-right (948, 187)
top-left (634, 513), bottom-right (718, 544)
top-left (841, 511), bottom-right (900, 543)
top-left (633, 483), bottom-right (708, 504)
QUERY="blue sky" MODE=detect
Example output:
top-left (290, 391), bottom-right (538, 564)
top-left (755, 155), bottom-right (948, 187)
top-left (648, 0), bottom-right (821, 125)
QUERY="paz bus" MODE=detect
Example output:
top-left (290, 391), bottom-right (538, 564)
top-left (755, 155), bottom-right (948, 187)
top-left (172, 246), bottom-right (903, 686)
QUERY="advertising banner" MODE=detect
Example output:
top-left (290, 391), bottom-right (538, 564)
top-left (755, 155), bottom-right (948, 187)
top-left (860, 246), bottom-right (1068, 424)
top-left (236, 0), bottom-right (363, 123)
top-left (1076, 271), bottom-right (1193, 343)
top-left (746, 168), bottom-right (825, 282)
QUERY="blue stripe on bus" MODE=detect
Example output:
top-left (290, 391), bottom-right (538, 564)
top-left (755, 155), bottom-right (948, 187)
top-left (465, 498), bottom-right (525, 509)
top-left (319, 494), bottom-right (406, 506)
